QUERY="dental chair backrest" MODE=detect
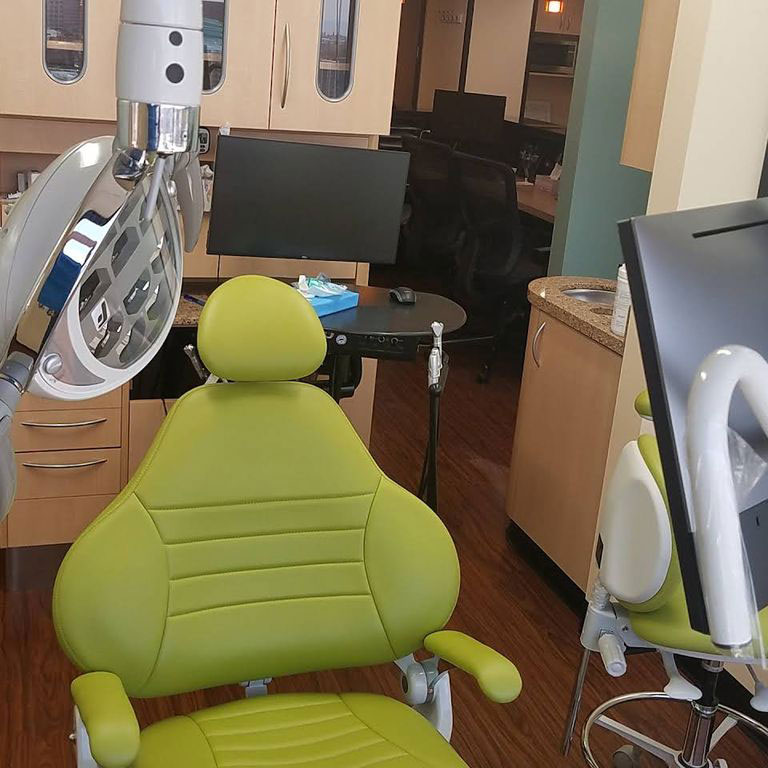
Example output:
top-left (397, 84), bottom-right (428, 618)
top-left (598, 399), bottom-right (682, 613)
top-left (53, 276), bottom-right (460, 699)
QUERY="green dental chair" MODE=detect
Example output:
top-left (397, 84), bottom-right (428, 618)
top-left (563, 394), bottom-right (768, 768)
top-left (53, 276), bottom-right (522, 768)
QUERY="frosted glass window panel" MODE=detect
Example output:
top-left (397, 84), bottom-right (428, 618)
top-left (203, 0), bottom-right (227, 93)
top-left (318, 0), bottom-right (357, 101)
top-left (45, 0), bottom-right (86, 83)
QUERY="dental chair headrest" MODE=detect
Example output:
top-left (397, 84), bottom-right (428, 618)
top-left (198, 275), bottom-right (327, 382)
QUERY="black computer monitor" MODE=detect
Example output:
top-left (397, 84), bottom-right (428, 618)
top-left (431, 90), bottom-right (506, 146)
top-left (620, 199), bottom-right (768, 634)
top-left (207, 136), bottom-right (410, 264)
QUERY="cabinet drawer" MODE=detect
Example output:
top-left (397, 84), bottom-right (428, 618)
top-left (15, 449), bottom-right (122, 501)
top-left (19, 389), bottom-right (122, 412)
top-left (13, 409), bottom-right (121, 453)
top-left (7, 494), bottom-right (115, 548)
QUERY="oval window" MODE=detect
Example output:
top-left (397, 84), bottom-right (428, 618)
top-left (44, 0), bottom-right (86, 84)
top-left (203, 0), bottom-right (227, 93)
top-left (318, 0), bottom-right (357, 101)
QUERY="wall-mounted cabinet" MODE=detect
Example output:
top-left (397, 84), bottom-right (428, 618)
top-left (535, 0), bottom-right (583, 35)
top-left (200, 0), bottom-right (276, 130)
top-left (465, 0), bottom-right (535, 123)
top-left (0, 0), bottom-right (401, 136)
top-left (0, 0), bottom-right (120, 121)
top-left (270, 0), bottom-right (402, 136)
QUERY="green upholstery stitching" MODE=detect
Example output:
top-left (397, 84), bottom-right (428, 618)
top-left (134, 694), bottom-right (468, 767)
top-left (54, 382), bottom-right (460, 698)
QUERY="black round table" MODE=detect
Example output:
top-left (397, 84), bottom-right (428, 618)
top-left (320, 286), bottom-right (466, 339)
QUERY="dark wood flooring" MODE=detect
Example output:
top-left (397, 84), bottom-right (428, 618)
top-left (1, 346), bottom-right (766, 766)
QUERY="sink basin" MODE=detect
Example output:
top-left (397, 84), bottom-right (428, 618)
top-left (562, 288), bottom-right (615, 306)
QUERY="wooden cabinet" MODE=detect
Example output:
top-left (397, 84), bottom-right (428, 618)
top-left (563, 0), bottom-right (584, 35)
top-left (270, 0), bottom-right (402, 135)
top-left (200, 0), bottom-right (277, 130)
top-left (465, 0), bottom-right (535, 123)
top-left (2, 386), bottom-right (129, 549)
top-left (535, 0), bottom-right (583, 35)
top-left (507, 308), bottom-right (621, 590)
top-left (0, 0), bottom-right (120, 121)
top-left (0, 0), bottom-right (401, 136)
top-left (621, 0), bottom-right (680, 172)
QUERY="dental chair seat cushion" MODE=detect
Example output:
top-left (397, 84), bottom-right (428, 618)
top-left (134, 693), bottom-right (468, 768)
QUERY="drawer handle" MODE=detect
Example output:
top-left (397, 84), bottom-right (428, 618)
top-left (22, 459), bottom-right (108, 470)
top-left (532, 322), bottom-right (547, 367)
top-left (20, 418), bottom-right (108, 429)
top-left (281, 22), bottom-right (292, 109)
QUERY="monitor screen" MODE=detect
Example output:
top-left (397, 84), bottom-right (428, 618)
top-left (620, 198), bottom-right (768, 633)
top-left (431, 90), bottom-right (506, 145)
top-left (207, 136), bottom-right (410, 265)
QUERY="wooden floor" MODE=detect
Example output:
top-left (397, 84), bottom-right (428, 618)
top-left (1, 346), bottom-right (765, 767)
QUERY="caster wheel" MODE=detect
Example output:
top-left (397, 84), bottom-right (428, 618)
top-left (612, 745), bottom-right (642, 768)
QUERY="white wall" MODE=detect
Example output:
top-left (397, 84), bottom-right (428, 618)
top-left (417, 0), bottom-right (468, 111)
top-left (465, 0), bottom-right (535, 122)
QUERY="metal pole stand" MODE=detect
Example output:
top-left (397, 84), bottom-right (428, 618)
top-left (418, 352), bottom-right (449, 512)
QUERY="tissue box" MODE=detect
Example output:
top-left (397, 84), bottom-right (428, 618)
top-left (307, 290), bottom-right (359, 317)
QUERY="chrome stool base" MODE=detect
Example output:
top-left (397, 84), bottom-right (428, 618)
top-left (580, 691), bottom-right (768, 768)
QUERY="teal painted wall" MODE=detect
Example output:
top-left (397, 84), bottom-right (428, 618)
top-left (548, 0), bottom-right (651, 279)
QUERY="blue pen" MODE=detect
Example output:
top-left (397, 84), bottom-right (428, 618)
top-left (183, 294), bottom-right (206, 308)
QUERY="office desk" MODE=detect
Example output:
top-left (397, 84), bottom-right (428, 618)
top-left (516, 182), bottom-right (558, 224)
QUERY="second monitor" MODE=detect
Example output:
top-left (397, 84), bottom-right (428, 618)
top-left (431, 90), bottom-right (507, 146)
top-left (208, 136), bottom-right (410, 265)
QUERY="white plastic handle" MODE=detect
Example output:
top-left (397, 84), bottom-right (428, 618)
top-left (687, 345), bottom-right (768, 650)
top-left (598, 633), bottom-right (626, 678)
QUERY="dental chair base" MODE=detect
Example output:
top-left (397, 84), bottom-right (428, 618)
top-left (564, 581), bottom-right (768, 768)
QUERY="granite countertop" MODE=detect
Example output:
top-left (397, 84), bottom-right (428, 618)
top-left (528, 276), bottom-right (624, 356)
top-left (174, 293), bottom-right (210, 327)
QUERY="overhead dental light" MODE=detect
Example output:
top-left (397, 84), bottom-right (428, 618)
top-left (0, 0), bottom-right (205, 519)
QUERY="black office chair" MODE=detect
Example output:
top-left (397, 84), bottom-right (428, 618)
top-left (453, 151), bottom-right (547, 381)
top-left (400, 136), bottom-right (465, 272)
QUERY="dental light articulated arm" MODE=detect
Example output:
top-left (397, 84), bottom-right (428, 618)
top-left (0, 0), bottom-right (205, 522)
top-left (687, 344), bottom-right (768, 652)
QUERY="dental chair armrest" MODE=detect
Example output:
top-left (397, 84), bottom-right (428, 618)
top-left (424, 631), bottom-right (522, 703)
top-left (71, 672), bottom-right (140, 768)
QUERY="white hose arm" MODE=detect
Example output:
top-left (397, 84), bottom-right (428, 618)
top-left (687, 345), bottom-right (768, 651)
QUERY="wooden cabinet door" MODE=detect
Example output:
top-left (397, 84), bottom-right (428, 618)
top-left (0, 0), bottom-right (120, 121)
top-left (269, 0), bottom-right (402, 135)
top-left (535, 1), bottom-right (564, 33)
top-left (201, 0), bottom-right (277, 129)
top-left (563, 0), bottom-right (584, 35)
top-left (506, 310), bottom-right (622, 590)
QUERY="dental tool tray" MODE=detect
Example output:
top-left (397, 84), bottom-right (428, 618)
top-left (621, 198), bottom-right (768, 635)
